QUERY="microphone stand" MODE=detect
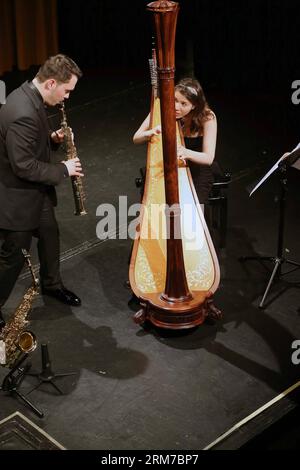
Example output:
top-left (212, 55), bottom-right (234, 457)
top-left (1, 354), bottom-right (44, 418)
top-left (27, 343), bottom-right (76, 395)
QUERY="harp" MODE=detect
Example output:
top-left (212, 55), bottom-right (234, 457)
top-left (129, 0), bottom-right (221, 329)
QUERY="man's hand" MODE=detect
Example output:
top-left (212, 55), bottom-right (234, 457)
top-left (62, 157), bottom-right (84, 177)
top-left (51, 129), bottom-right (65, 144)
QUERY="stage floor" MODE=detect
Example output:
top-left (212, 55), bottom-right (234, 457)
top-left (0, 70), bottom-right (299, 450)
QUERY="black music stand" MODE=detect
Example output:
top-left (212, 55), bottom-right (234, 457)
top-left (27, 343), bottom-right (76, 395)
top-left (1, 354), bottom-right (44, 418)
top-left (240, 149), bottom-right (300, 308)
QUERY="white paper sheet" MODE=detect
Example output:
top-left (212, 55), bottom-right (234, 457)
top-left (250, 142), bottom-right (300, 197)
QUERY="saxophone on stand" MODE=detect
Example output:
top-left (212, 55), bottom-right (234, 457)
top-left (0, 250), bottom-right (39, 368)
top-left (59, 102), bottom-right (87, 216)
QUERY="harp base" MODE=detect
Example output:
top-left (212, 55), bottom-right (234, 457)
top-left (133, 292), bottom-right (222, 330)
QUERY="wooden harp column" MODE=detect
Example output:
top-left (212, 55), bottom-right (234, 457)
top-left (150, 1), bottom-right (191, 303)
top-left (129, 0), bottom-right (220, 329)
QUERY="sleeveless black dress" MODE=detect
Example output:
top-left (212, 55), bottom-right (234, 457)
top-left (184, 136), bottom-right (214, 204)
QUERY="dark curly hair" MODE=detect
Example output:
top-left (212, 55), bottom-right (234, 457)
top-left (175, 78), bottom-right (214, 135)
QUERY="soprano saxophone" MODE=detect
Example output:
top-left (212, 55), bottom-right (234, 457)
top-left (60, 102), bottom-right (87, 216)
top-left (0, 250), bottom-right (38, 368)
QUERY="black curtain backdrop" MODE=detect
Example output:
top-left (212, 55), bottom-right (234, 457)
top-left (191, 0), bottom-right (300, 93)
top-left (57, 0), bottom-right (152, 72)
top-left (57, 0), bottom-right (300, 93)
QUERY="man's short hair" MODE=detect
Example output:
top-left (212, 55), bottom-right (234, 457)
top-left (36, 54), bottom-right (82, 84)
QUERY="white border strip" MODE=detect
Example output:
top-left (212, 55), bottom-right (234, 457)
top-left (203, 380), bottom-right (300, 450)
top-left (0, 411), bottom-right (65, 449)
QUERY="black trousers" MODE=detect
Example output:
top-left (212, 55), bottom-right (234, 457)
top-left (0, 196), bottom-right (62, 307)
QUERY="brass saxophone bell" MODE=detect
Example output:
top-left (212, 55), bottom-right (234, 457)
top-left (1, 251), bottom-right (39, 368)
top-left (18, 331), bottom-right (37, 354)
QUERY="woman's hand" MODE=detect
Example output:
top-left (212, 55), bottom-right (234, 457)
top-left (177, 145), bottom-right (187, 164)
top-left (151, 125), bottom-right (161, 136)
top-left (133, 114), bottom-right (161, 145)
top-left (147, 125), bottom-right (161, 142)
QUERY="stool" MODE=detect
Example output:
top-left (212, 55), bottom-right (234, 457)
top-left (207, 171), bottom-right (231, 249)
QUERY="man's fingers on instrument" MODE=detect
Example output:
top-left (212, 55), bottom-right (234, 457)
top-left (55, 129), bottom-right (64, 140)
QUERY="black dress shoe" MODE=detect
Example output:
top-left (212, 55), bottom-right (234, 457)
top-left (42, 287), bottom-right (81, 307)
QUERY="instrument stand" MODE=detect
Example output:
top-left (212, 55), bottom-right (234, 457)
top-left (27, 343), bottom-right (76, 396)
top-left (1, 354), bottom-right (44, 418)
top-left (240, 164), bottom-right (300, 308)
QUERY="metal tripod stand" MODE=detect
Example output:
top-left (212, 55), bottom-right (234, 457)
top-left (241, 164), bottom-right (300, 308)
top-left (1, 354), bottom-right (44, 418)
top-left (27, 343), bottom-right (76, 395)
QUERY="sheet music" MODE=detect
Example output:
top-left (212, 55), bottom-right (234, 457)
top-left (249, 157), bottom-right (284, 197)
top-left (250, 142), bottom-right (300, 197)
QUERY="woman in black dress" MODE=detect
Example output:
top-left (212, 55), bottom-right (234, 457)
top-left (133, 77), bottom-right (217, 207)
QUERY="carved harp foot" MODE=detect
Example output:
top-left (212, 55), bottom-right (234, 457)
top-left (205, 297), bottom-right (223, 321)
top-left (133, 304), bottom-right (147, 325)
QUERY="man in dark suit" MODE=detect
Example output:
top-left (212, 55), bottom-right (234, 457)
top-left (0, 54), bottom-right (84, 329)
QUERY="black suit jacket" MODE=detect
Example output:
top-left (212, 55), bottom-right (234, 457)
top-left (0, 81), bottom-right (66, 230)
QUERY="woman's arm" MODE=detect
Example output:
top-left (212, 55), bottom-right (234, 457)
top-left (133, 113), bottom-right (161, 145)
top-left (178, 114), bottom-right (217, 166)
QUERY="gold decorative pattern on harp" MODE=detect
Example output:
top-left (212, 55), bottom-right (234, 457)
top-left (129, 0), bottom-right (221, 329)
